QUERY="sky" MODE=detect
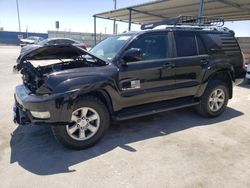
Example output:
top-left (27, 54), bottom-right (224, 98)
top-left (0, 0), bottom-right (250, 36)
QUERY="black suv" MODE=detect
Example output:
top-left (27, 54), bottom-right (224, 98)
top-left (13, 16), bottom-right (246, 149)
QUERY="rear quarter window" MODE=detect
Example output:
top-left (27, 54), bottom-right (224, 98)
top-left (200, 33), bottom-right (241, 55)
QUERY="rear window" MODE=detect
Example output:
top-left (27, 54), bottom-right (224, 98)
top-left (174, 32), bottom-right (198, 57)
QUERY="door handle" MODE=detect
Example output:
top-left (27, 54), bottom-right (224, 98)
top-left (162, 62), bottom-right (175, 69)
top-left (200, 59), bottom-right (208, 65)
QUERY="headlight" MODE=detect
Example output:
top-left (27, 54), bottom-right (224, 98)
top-left (30, 111), bottom-right (50, 119)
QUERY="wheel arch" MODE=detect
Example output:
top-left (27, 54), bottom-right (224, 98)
top-left (208, 70), bottom-right (233, 99)
top-left (78, 90), bottom-right (114, 116)
top-left (197, 69), bottom-right (234, 99)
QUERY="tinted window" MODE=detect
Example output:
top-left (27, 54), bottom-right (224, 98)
top-left (63, 39), bottom-right (75, 44)
top-left (54, 39), bottom-right (72, 44)
top-left (128, 34), bottom-right (168, 60)
top-left (196, 35), bottom-right (207, 55)
top-left (200, 34), bottom-right (221, 53)
top-left (174, 32), bottom-right (197, 57)
top-left (47, 40), bottom-right (56, 45)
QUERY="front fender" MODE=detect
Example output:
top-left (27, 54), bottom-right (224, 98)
top-left (54, 75), bottom-right (114, 94)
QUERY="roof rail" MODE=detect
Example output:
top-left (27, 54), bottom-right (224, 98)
top-left (141, 15), bottom-right (224, 30)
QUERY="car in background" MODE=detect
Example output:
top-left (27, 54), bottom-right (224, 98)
top-left (20, 36), bottom-right (44, 47)
top-left (246, 64), bottom-right (250, 83)
top-left (20, 38), bottom-right (87, 54)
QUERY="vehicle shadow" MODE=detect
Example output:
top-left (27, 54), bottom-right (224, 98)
top-left (10, 107), bottom-right (243, 175)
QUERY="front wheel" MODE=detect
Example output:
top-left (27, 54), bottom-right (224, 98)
top-left (196, 80), bottom-right (229, 117)
top-left (52, 96), bottom-right (109, 150)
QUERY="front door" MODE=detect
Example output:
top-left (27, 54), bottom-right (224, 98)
top-left (118, 32), bottom-right (175, 109)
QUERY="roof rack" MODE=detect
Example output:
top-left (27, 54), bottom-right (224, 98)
top-left (141, 15), bottom-right (224, 30)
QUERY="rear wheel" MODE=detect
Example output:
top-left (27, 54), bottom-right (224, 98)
top-left (196, 80), bottom-right (229, 117)
top-left (52, 96), bottom-right (109, 150)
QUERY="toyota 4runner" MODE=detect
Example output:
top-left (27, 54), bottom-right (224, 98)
top-left (13, 16), bottom-right (246, 149)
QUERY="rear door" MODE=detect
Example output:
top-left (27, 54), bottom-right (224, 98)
top-left (118, 32), bottom-right (175, 108)
top-left (172, 31), bottom-right (209, 98)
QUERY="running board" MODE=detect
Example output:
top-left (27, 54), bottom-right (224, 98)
top-left (114, 98), bottom-right (200, 121)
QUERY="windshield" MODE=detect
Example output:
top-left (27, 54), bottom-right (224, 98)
top-left (27, 36), bottom-right (38, 40)
top-left (37, 39), bottom-right (47, 45)
top-left (90, 35), bottom-right (132, 61)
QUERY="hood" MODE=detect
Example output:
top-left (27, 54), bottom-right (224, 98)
top-left (20, 44), bottom-right (41, 54)
top-left (16, 44), bottom-right (107, 71)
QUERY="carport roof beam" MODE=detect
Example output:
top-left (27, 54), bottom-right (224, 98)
top-left (94, 0), bottom-right (250, 24)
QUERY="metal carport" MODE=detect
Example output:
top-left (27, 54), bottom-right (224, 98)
top-left (93, 0), bottom-right (250, 44)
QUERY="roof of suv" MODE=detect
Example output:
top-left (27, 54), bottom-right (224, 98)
top-left (118, 26), bottom-right (232, 38)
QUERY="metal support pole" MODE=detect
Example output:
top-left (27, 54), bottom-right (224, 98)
top-left (128, 9), bottom-right (132, 31)
top-left (16, 0), bottom-right (21, 32)
top-left (198, 0), bottom-right (204, 17)
top-left (113, 0), bottom-right (117, 34)
top-left (94, 16), bottom-right (97, 45)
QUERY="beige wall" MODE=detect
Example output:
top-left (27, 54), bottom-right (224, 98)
top-left (237, 37), bottom-right (250, 64)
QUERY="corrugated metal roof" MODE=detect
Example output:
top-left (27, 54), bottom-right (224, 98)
top-left (94, 0), bottom-right (250, 24)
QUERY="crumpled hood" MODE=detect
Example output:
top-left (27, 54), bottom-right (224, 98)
top-left (45, 64), bottom-right (118, 93)
top-left (20, 44), bottom-right (41, 54)
top-left (16, 44), bottom-right (107, 71)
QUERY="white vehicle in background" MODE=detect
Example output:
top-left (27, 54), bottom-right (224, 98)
top-left (246, 64), bottom-right (250, 83)
top-left (20, 36), bottom-right (44, 47)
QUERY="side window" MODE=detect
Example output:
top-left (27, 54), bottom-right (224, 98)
top-left (57, 39), bottom-right (68, 44)
top-left (174, 32), bottom-right (198, 57)
top-left (48, 40), bottom-right (56, 45)
top-left (128, 34), bottom-right (168, 61)
top-left (196, 35), bottom-right (207, 55)
top-left (64, 39), bottom-right (75, 44)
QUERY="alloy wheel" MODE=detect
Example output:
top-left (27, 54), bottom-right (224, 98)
top-left (208, 88), bottom-right (225, 112)
top-left (66, 107), bottom-right (100, 141)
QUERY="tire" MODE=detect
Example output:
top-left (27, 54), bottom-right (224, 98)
top-left (52, 96), bottom-right (110, 150)
top-left (196, 80), bottom-right (229, 117)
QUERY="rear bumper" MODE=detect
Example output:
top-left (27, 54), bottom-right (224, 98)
top-left (234, 68), bottom-right (247, 85)
top-left (246, 71), bottom-right (250, 80)
top-left (14, 84), bottom-right (79, 125)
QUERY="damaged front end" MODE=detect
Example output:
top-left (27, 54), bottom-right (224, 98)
top-left (13, 44), bottom-right (108, 125)
top-left (15, 44), bottom-right (107, 95)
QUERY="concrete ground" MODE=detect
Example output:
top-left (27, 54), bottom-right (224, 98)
top-left (0, 46), bottom-right (250, 188)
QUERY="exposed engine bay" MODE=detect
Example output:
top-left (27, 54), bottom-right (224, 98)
top-left (15, 45), bottom-right (107, 94)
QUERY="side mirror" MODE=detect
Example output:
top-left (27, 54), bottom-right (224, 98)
top-left (122, 48), bottom-right (143, 63)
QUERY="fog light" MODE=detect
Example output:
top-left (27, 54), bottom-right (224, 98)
top-left (30, 111), bottom-right (50, 119)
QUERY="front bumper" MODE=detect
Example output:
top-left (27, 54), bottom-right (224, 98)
top-left (14, 85), bottom-right (79, 125)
